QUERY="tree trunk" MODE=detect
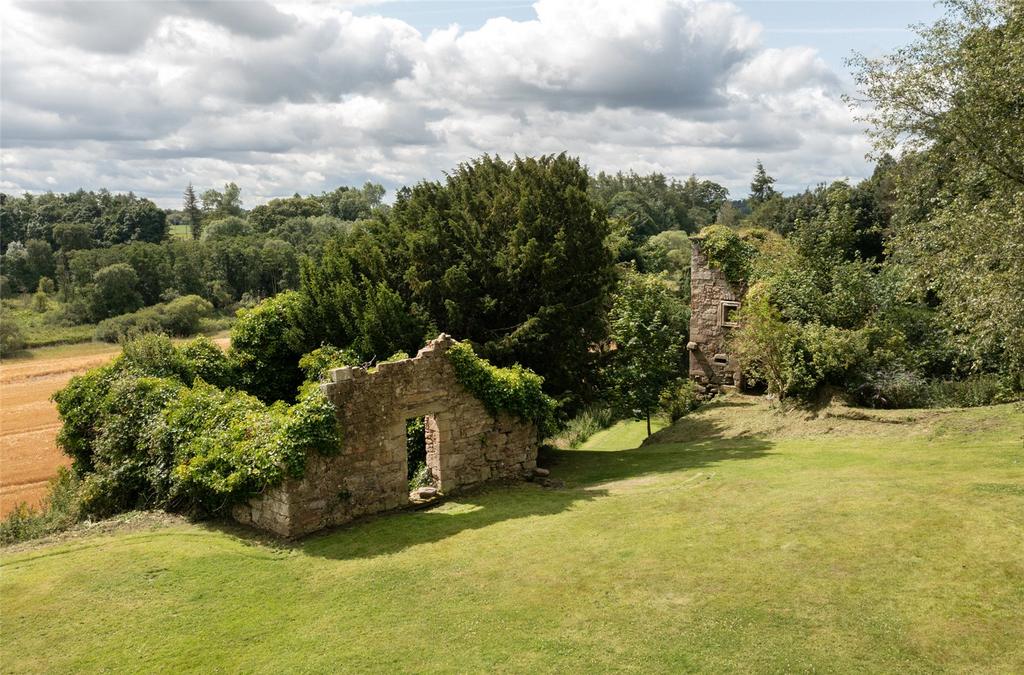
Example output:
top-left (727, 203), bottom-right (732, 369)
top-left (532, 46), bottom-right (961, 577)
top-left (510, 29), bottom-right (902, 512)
top-left (646, 412), bottom-right (651, 437)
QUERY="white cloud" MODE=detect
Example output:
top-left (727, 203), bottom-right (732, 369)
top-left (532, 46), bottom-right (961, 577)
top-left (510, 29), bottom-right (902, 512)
top-left (0, 0), bottom-right (871, 206)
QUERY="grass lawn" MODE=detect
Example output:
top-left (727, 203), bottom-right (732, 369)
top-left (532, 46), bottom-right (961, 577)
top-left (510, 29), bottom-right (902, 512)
top-left (2, 397), bottom-right (1022, 672)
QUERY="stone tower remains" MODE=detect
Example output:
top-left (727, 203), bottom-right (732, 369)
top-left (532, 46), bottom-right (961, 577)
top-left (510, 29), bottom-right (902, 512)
top-left (687, 234), bottom-right (745, 394)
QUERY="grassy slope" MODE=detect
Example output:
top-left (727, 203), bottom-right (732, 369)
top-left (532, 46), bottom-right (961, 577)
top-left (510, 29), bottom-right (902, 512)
top-left (2, 397), bottom-right (1022, 673)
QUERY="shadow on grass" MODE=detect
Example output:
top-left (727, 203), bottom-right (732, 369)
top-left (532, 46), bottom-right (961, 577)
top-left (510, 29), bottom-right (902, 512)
top-left (202, 412), bottom-right (773, 561)
top-left (547, 413), bottom-right (773, 486)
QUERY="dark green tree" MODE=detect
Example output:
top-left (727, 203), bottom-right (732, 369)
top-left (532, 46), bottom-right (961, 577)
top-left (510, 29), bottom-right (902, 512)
top-left (90, 263), bottom-right (144, 320)
top-left (184, 183), bottom-right (202, 240)
top-left (749, 160), bottom-right (777, 207)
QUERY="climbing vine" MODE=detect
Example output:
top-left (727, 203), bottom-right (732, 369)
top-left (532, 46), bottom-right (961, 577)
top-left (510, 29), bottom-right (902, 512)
top-left (446, 341), bottom-right (558, 436)
top-left (698, 224), bottom-right (757, 285)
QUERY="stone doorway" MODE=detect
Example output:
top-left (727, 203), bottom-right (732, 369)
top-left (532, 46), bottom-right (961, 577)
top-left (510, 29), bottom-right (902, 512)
top-left (403, 411), bottom-right (445, 502)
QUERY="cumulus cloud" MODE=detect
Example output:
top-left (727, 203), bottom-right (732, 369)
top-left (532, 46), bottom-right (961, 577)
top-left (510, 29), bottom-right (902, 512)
top-left (0, 0), bottom-right (870, 206)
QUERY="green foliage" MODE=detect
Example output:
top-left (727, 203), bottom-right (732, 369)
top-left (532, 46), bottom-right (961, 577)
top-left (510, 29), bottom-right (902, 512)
top-left (179, 336), bottom-right (235, 388)
top-left (298, 344), bottom-right (361, 382)
top-left (408, 461), bottom-right (431, 491)
top-left (90, 263), bottom-right (144, 320)
top-left (729, 289), bottom-right (805, 402)
top-left (1, 239), bottom-right (55, 294)
top-left (0, 315), bottom-right (27, 355)
top-left (850, 0), bottom-right (1023, 391)
top-left (697, 225), bottom-right (756, 285)
top-left (853, 372), bottom-right (1011, 409)
top-left (200, 182), bottom-right (243, 220)
top-left (201, 216), bottom-right (252, 241)
top-left (51, 333), bottom-right (340, 519)
top-left (589, 171), bottom-right (728, 239)
top-left (229, 291), bottom-right (308, 402)
top-left (381, 153), bottom-right (616, 401)
top-left (406, 417), bottom-right (427, 482)
top-left (658, 379), bottom-right (701, 423)
top-left (446, 341), bottom-right (557, 437)
top-left (248, 195), bottom-right (325, 232)
top-left (166, 382), bottom-right (337, 512)
top-left (607, 270), bottom-right (689, 431)
top-left (94, 294), bottom-right (214, 342)
top-left (555, 403), bottom-right (615, 448)
top-left (0, 468), bottom-right (81, 545)
top-left (748, 160), bottom-right (777, 206)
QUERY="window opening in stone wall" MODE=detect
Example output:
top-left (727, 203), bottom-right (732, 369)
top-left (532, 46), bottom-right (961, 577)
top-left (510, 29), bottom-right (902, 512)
top-left (719, 301), bottom-right (741, 327)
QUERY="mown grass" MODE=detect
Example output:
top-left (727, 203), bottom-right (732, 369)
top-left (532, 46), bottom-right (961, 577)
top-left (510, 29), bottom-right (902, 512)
top-left (2, 397), bottom-right (1022, 673)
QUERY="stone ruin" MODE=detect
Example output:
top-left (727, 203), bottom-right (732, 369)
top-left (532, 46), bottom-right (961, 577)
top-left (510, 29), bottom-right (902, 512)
top-left (688, 234), bottom-right (746, 394)
top-left (232, 334), bottom-right (540, 537)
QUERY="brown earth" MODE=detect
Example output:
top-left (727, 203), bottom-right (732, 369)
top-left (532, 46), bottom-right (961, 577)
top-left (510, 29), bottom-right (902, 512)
top-left (0, 337), bottom-right (229, 517)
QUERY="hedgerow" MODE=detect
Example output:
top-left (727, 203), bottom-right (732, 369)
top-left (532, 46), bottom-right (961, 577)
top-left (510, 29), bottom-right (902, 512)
top-left (446, 341), bottom-right (557, 436)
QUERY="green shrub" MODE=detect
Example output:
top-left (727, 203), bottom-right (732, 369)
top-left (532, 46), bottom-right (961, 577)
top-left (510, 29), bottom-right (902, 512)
top-left (94, 312), bottom-right (163, 342)
top-left (408, 462), bottom-right (431, 491)
top-left (229, 291), bottom-right (308, 402)
top-left (0, 468), bottom-right (82, 545)
top-left (556, 403), bottom-right (615, 447)
top-left (446, 341), bottom-right (557, 436)
top-left (659, 379), bottom-right (702, 422)
top-left (90, 262), bottom-right (144, 320)
top-left (167, 382), bottom-right (338, 512)
top-left (0, 315), bottom-right (27, 355)
top-left (855, 371), bottom-right (1013, 409)
top-left (299, 344), bottom-right (360, 382)
top-left (51, 332), bottom-right (340, 521)
top-left (179, 335), bottom-right (234, 388)
top-left (94, 295), bottom-right (213, 342)
top-left (698, 225), bottom-right (756, 285)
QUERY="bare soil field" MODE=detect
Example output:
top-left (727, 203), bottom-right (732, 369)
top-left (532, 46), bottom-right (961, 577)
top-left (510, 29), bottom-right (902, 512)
top-left (0, 336), bottom-right (229, 517)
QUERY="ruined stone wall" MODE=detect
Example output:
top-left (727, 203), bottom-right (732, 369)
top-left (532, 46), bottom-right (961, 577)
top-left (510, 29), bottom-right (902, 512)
top-left (688, 236), bottom-right (745, 393)
top-left (232, 335), bottom-right (539, 537)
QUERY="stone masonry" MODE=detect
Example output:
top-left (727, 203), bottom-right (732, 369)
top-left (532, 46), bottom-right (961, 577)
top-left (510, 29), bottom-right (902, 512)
top-left (688, 235), bottom-right (746, 394)
top-left (232, 334), bottom-right (539, 537)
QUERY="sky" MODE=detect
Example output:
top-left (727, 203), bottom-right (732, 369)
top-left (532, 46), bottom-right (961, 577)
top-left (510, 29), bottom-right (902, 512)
top-left (0, 0), bottom-right (943, 208)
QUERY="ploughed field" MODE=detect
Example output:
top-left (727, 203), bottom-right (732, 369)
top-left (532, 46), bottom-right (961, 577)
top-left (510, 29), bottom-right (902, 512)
top-left (0, 338), bottom-right (229, 517)
top-left (2, 397), bottom-right (1022, 672)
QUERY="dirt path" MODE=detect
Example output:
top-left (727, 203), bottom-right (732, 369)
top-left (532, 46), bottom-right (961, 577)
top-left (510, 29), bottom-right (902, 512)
top-left (0, 336), bottom-right (229, 517)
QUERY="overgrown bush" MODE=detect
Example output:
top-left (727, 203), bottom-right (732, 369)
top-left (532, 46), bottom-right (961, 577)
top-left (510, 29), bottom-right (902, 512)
top-left (446, 341), bottom-right (558, 436)
top-left (659, 379), bottom-right (702, 422)
top-left (229, 291), bottom-right (308, 402)
top-left (0, 468), bottom-right (81, 545)
top-left (52, 333), bottom-right (340, 521)
top-left (179, 335), bottom-right (235, 388)
top-left (94, 294), bottom-right (213, 342)
top-left (164, 382), bottom-right (337, 512)
top-left (556, 403), bottom-right (615, 447)
top-left (854, 371), bottom-right (1011, 409)
top-left (0, 314), bottom-right (27, 355)
top-left (299, 344), bottom-right (361, 382)
top-left (698, 224), bottom-right (756, 285)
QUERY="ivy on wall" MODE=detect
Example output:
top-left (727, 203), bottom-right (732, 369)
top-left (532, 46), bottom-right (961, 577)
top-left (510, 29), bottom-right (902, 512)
top-left (446, 341), bottom-right (557, 437)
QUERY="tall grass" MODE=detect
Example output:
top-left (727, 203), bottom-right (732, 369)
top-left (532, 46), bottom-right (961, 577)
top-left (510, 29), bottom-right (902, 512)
top-left (0, 468), bottom-right (82, 545)
top-left (555, 404), bottom-right (615, 448)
